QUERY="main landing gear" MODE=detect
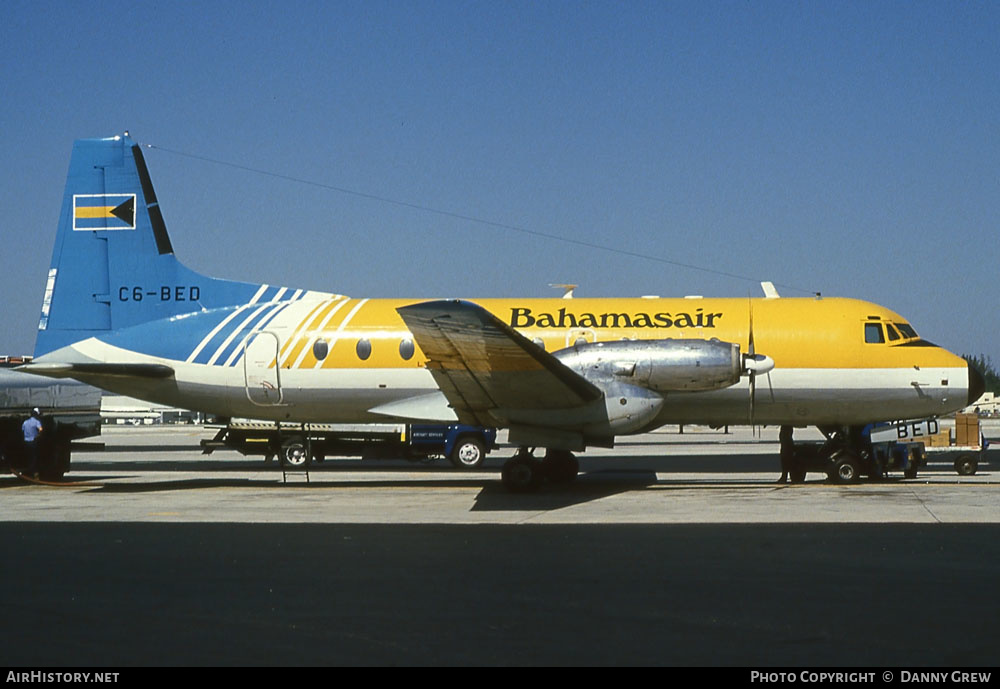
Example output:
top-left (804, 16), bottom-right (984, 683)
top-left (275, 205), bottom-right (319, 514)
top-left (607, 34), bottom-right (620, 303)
top-left (501, 448), bottom-right (579, 493)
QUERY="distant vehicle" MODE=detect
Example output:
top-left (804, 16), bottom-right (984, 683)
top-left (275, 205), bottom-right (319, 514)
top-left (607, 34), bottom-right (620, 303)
top-left (201, 420), bottom-right (498, 469)
top-left (0, 358), bottom-right (101, 480)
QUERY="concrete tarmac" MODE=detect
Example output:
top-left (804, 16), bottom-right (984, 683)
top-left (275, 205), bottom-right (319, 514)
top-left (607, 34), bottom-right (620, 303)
top-left (2, 424), bottom-right (998, 666)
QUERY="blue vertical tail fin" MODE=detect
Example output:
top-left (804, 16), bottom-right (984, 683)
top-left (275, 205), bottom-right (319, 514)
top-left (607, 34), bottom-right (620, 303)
top-left (35, 134), bottom-right (270, 356)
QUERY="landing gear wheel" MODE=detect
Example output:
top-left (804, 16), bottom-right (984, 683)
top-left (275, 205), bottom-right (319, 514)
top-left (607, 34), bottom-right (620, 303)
top-left (280, 438), bottom-right (311, 468)
top-left (501, 451), bottom-right (542, 493)
top-left (954, 454), bottom-right (978, 476)
top-left (450, 436), bottom-right (486, 469)
top-left (542, 450), bottom-right (578, 484)
top-left (828, 451), bottom-right (860, 484)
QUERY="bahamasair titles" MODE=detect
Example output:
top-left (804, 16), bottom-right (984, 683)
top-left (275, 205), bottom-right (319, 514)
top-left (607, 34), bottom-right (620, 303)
top-left (21, 134), bottom-right (985, 489)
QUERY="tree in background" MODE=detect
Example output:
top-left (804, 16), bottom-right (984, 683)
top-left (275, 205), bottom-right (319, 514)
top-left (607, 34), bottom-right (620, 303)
top-left (963, 354), bottom-right (1000, 396)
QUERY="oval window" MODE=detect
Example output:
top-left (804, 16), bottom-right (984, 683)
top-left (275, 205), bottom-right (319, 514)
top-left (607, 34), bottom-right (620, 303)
top-left (312, 339), bottom-right (328, 361)
top-left (399, 338), bottom-right (415, 360)
top-left (356, 338), bottom-right (372, 360)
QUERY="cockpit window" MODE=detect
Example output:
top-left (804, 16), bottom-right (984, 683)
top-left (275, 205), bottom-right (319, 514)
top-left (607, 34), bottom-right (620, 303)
top-left (885, 324), bottom-right (900, 341)
top-left (894, 323), bottom-right (918, 339)
top-left (864, 323), bottom-right (885, 344)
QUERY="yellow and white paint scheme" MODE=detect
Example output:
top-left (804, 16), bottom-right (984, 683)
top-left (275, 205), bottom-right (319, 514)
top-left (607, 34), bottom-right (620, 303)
top-left (24, 134), bottom-right (984, 455)
top-left (35, 291), bottom-right (980, 450)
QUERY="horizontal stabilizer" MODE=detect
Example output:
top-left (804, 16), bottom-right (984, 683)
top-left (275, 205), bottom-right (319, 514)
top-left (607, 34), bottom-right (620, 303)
top-left (17, 362), bottom-right (174, 379)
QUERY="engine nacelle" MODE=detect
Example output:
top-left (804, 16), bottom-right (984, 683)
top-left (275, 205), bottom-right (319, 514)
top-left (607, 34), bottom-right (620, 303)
top-left (552, 338), bottom-right (743, 393)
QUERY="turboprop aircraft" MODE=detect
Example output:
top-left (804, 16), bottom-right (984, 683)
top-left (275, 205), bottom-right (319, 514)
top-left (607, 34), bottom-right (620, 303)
top-left (21, 134), bottom-right (985, 490)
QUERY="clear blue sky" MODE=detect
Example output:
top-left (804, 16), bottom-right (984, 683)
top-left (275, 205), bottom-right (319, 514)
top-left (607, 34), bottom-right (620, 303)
top-left (1, 1), bottom-right (997, 366)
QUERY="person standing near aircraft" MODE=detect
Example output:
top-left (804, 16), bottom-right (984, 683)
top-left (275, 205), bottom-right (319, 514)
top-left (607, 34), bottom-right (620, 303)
top-left (777, 425), bottom-right (793, 484)
top-left (21, 408), bottom-right (43, 478)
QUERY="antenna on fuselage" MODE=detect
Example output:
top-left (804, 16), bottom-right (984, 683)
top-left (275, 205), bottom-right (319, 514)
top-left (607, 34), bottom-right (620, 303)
top-left (549, 283), bottom-right (577, 299)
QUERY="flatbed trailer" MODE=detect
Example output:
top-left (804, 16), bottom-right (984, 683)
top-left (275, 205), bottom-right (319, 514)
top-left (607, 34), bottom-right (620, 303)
top-left (201, 419), bottom-right (498, 470)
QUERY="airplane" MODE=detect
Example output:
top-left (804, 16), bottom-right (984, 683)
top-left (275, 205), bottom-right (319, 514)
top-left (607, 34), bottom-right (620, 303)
top-left (20, 134), bottom-right (985, 490)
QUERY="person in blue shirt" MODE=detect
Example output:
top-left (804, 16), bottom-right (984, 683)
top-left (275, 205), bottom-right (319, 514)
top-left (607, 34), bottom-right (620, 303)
top-left (21, 408), bottom-right (43, 478)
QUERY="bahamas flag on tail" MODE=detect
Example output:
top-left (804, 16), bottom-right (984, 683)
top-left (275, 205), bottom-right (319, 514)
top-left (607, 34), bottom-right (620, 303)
top-left (72, 194), bottom-right (136, 231)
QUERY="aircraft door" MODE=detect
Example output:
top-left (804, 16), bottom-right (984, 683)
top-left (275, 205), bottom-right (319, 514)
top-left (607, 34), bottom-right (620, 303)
top-left (243, 331), bottom-right (284, 406)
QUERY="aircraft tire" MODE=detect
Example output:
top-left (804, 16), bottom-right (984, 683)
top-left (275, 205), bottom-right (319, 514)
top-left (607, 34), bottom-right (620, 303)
top-left (450, 436), bottom-right (486, 469)
top-left (542, 450), bottom-right (578, 484)
top-left (954, 454), bottom-right (978, 476)
top-left (501, 453), bottom-right (542, 493)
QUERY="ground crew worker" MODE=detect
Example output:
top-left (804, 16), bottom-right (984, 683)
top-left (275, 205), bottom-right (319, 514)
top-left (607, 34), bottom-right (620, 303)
top-left (777, 425), bottom-right (793, 483)
top-left (22, 407), bottom-right (43, 478)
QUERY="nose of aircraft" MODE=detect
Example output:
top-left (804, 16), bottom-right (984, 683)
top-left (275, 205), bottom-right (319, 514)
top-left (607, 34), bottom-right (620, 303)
top-left (968, 361), bottom-right (986, 406)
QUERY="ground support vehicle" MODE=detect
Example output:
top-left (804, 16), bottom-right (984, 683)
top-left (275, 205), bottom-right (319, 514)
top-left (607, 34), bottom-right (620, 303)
top-left (871, 415), bottom-right (988, 477)
top-left (201, 420), bottom-right (498, 470)
top-left (0, 358), bottom-right (102, 480)
top-left (785, 422), bottom-right (929, 484)
top-left (788, 417), bottom-right (986, 484)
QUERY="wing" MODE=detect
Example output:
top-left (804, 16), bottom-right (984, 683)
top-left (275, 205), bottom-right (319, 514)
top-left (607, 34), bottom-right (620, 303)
top-left (397, 300), bottom-right (602, 427)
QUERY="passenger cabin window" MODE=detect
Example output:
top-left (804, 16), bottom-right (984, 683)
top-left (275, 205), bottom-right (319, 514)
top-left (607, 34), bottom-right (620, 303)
top-left (313, 339), bottom-right (329, 361)
top-left (864, 323), bottom-right (885, 344)
top-left (399, 338), bottom-right (414, 360)
top-left (885, 324), bottom-right (901, 341)
top-left (356, 338), bottom-right (372, 360)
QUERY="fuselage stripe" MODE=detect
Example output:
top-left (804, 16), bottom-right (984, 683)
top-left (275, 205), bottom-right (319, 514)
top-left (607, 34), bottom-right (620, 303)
top-left (286, 298), bottom-right (355, 369)
top-left (207, 303), bottom-right (276, 366)
top-left (248, 284), bottom-right (270, 305)
top-left (288, 299), bottom-right (360, 369)
top-left (187, 304), bottom-right (254, 364)
top-left (315, 298), bottom-right (370, 369)
top-left (276, 300), bottom-right (330, 360)
top-left (277, 298), bottom-right (347, 365)
top-left (223, 301), bottom-right (295, 368)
